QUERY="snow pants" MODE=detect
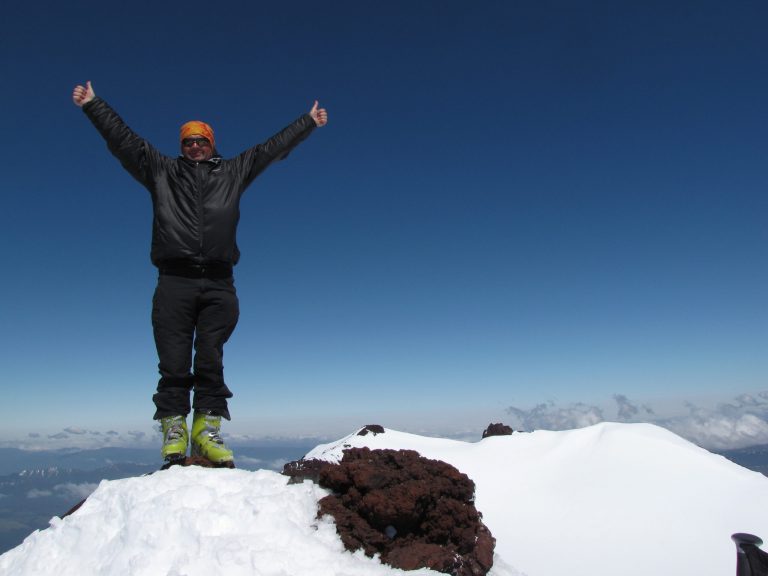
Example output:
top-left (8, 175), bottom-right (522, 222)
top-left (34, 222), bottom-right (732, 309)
top-left (151, 274), bottom-right (239, 421)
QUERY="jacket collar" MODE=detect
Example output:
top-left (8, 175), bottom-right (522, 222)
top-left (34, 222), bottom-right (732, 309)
top-left (179, 154), bottom-right (222, 168)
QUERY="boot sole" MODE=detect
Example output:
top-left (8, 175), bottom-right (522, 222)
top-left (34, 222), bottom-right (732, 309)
top-left (163, 453), bottom-right (187, 467)
top-left (191, 443), bottom-right (234, 465)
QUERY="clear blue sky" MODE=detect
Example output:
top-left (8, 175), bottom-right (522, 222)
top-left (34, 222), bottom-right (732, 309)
top-left (1, 0), bottom-right (766, 448)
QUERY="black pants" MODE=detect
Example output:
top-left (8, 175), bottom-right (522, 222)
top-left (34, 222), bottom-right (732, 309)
top-left (151, 274), bottom-right (239, 420)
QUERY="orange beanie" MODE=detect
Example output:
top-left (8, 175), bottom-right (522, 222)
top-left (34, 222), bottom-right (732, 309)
top-left (180, 120), bottom-right (215, 148)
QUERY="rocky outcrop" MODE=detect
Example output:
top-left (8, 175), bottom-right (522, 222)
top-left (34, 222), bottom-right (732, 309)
top-left (285, 444), bottom-right (495, 575)
top-left (482, 423), bottom-right (514, 438)
top-left (283, 456), bottom-right (327, 484)
top-left (358, 424), bottom-right (386, 436)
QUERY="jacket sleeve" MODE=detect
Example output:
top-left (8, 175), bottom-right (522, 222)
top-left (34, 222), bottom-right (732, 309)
top-left (235, 114), bottom-right (317, 189)
top-left (81, 97), bottom-right (157, 188)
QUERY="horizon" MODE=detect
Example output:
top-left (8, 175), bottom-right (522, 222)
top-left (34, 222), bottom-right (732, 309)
top-left (4, 389), bottom-right (768, 452)
top-left (2, 1), bottom-right (766, 453)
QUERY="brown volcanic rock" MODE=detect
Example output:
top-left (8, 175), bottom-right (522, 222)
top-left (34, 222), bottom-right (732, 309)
top-left (482, 423), bottom-right (514, 439)
top-left (357, 424), bottom-right (386, 436)
top-left (282, 456), bottom-right (329, 484)
top-left (311, 447), bottom-right (495, 576)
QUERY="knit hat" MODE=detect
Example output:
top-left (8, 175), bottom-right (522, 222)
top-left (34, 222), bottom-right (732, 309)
top-left (180, 120), bottom-right (215, 148)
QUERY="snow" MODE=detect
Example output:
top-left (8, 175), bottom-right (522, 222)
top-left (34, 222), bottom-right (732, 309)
top-left (2, 422), bottom-right (767, 576)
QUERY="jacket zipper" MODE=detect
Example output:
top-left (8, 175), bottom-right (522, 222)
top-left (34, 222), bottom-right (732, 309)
top-left (196, 162), bottom-right (204, 257)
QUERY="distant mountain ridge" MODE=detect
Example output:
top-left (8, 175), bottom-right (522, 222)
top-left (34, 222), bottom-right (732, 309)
top-left (718, 444), bottom-right (768, 476)
top-left (0, 447), bottom-right (159, 476)
top-left (16, 467), bottom-right (72, 479)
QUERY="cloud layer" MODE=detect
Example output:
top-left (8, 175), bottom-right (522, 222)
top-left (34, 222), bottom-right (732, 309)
top-left (5, 391), bottom-right (768, 452)
top-left (506, 392), bottom-right (768, 450)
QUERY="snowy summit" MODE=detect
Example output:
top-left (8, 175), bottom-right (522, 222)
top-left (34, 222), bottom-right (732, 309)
top-left (1, 422), bottom-right (767, 576)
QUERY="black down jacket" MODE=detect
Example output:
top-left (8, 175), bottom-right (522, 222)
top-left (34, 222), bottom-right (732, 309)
top-left (82, 97), bottom-right (316, 267)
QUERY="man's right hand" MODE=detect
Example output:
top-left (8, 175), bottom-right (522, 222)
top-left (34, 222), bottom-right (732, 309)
top-left (72, 81), bottom-right (95, 107)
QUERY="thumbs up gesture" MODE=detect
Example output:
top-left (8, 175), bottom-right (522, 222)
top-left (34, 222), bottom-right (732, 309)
top-left (309, 100), bottom-right (328, 127)
top-left (72, 81), bottom-right (96, 107)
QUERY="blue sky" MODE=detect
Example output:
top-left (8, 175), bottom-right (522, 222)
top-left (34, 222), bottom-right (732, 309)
top-left (1, 0), bottom-right (766, 449)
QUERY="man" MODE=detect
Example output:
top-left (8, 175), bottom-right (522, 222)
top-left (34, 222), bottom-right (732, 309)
top-left (72, 81), bottom-right (328, 464)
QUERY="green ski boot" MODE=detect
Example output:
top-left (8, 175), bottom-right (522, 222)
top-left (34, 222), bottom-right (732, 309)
top-left (191, 412), bottom-right (234, 465)
top-left (160, 415), bottom-right (188, 462)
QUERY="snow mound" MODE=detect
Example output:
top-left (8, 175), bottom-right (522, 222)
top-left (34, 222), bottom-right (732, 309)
top-left (308, 422), bottom-right (768, 576)
top-left (0, 466), bottom-right (519, 576)
top-left (1, 422), bottom-right (766, 576)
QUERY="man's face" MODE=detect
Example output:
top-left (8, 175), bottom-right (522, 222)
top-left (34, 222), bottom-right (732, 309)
top-left (181, 135), bottom-right (213, 162)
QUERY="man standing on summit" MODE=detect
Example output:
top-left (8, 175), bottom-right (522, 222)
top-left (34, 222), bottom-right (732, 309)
top-left (72, 81), bottom-right (328, 465)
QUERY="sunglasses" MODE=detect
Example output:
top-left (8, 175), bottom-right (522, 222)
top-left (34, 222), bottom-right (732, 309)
top-left (182, 137), bottom-right (211, 148)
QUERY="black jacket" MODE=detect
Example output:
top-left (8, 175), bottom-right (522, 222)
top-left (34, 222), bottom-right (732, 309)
top-left (83, 97), bottom-right (316, 267)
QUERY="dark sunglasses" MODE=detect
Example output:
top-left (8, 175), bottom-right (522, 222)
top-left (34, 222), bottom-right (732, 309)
top-left (182, 137), bottom-right (211, 148)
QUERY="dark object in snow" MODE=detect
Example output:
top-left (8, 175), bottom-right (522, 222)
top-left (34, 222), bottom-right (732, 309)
top-left (358, 424), bottom-right (386, 436)
top-left (60, 499), bottom-right (87, 519)
top-left (482, 423), bottom-right (514, 439)
top-left (733, 533), bottom-right (768, 576)
top-left (283, 457), bottom-right (328, 484)
top-left (304, 447), bottom-right (495, 576)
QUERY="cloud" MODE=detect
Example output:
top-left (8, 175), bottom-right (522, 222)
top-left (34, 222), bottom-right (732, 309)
top-left (613, 394), bottom-right (655, 420)
top-left (62, 427), bottom-right (103, 436)
top-left (267, 459), bottom-right (291, 471)
top-left (505, 401), bottom-right (604, 431)
top-left (1, 424), bottom-right (166, 451)
top-left (233, 456), bottom-right (264, 467)
top-left (506, 391), bottom-right (768, 450)
top-left (54, 483), bottom-right (99, 501)
top-left (658, 397), bottom-right (768, 451)
top-left (46, 427), bottom-right (107, 443)
top-left (27, 489), bottom-right (53, 499)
